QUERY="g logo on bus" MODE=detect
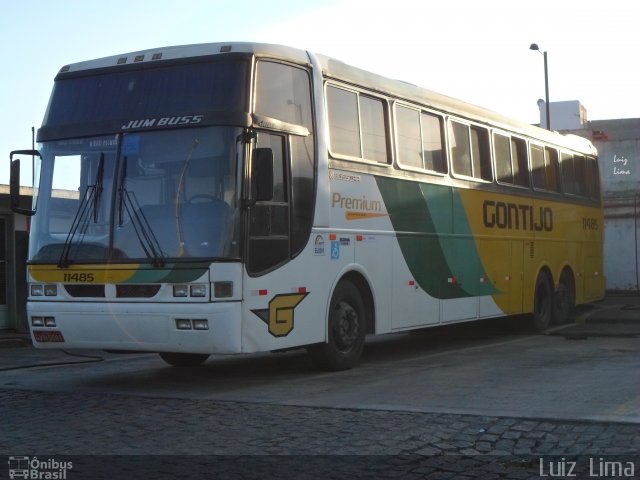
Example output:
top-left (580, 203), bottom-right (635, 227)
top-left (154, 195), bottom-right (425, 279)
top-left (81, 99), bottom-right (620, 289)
top-left (252, 293), bottom-right (309, 338)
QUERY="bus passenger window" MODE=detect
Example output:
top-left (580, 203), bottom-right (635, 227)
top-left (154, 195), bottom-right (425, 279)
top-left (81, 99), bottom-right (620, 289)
top-left (421, 112), bottom-right (445, 173)
top-left (471, 126), bottom-right (492, 181)
top-left (449, 120), bottom-right (472, 177)
top-left (494, 133), bottom-right (512, 184)
top-left (560, 152), bottom-right (577, 195)
top-left (327, 86), bottom-right (361, 158)
top-left (396, 105), bottom-right (422, 169)
top-left (586, 156), bottom-right (601, 200)
top-left (511, 137), bottom-right (529, 187)
top-left (544, 147), bottom-right (560, 192)
top-left (531, 144), bottom-right (546, 189)
top-left (360, 95), bottom-right (388, 163)
top-left (574, 155), bottom-right (587, 196)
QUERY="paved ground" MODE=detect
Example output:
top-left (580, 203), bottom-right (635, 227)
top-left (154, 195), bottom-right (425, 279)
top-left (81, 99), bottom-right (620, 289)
top-left (0, 295), bottom-right (638, 479)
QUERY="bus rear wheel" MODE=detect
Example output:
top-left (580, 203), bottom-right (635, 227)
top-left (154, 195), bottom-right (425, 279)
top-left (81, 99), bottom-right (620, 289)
top-left (552, 272), bottom-right (575, 325)
top-left (308, 280), bottom-right (366, 371)
top-left (159, 352), bottom-right (209, 367)
top-left (528, 273), bottom-right (552, 332)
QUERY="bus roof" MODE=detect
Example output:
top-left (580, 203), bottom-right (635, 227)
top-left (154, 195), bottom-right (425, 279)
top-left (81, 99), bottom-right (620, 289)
top-left (56, 41), bottom-right (596, 156)
top-left (56, 41), bottom-right (311, 75)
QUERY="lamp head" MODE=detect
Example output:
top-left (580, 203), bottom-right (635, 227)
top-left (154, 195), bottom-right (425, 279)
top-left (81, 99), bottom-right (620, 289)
top-left (529, 43), bottom-right (540, 51)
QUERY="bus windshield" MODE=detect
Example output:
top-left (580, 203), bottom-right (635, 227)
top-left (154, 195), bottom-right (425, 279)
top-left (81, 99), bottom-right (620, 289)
top-left (29, 126), bottom-right (241, 264)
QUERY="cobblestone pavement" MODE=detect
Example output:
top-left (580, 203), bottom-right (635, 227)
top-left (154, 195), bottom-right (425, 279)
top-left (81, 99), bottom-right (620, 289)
top-left (1, 388), bottom-right (638, 479)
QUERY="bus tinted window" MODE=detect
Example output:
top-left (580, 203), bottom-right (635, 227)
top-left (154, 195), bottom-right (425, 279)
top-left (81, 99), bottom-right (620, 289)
top-left (587, 156), bottom-right (601, 200)
top-left (255, 61), bottom-right (313, 130)
top-left (560, 152), bottom-right (600, 199)
top-left (532, 144), bottom-right (561, 193)
top-left (360, 95), bottom-right (388, 163)
top-left (574, 155), bottom-right (587, 196)
top-left (511, 137), bottom-right (529, 187)
top-left (397, 105), bottom-right (445, 173)
top-left (396, 105), bottom-right (423, 169)
top-left (450, 120), bottom-right (472, 177)
top-left (421, 113), bottom-right (445, 173)
top-left (327, 86), bottom-right (361, 157)
top-left (471, 125), bottom-right (492, 181)
top-left (545, 147), bottom-right (560, 192)
top-left (494, 133), bottom-right (512, 184)
top-left (561, 152), bottom-right (577, 195)
top-left (531, 144), bottom-right (545, 189)
top-left (451, 121), bottom-right (491, 181)
top-left (327, 85), bottom-right (388, 163)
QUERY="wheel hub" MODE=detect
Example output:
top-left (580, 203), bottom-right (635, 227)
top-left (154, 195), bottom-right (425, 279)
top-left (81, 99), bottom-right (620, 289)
top-left (334, 301), bottom-right (359, 350)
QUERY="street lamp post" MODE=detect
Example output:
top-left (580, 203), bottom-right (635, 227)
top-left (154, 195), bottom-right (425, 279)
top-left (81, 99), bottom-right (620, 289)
top-left (529, 43), bottom-right (550, 130)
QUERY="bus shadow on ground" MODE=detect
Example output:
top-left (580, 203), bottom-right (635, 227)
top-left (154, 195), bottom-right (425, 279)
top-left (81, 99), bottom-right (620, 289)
top-left (78, 315), bottom-right (534, 393)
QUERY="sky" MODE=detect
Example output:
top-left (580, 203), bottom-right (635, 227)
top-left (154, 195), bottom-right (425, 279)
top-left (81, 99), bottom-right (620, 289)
top-left (2, 0), bottom-right (639, 184)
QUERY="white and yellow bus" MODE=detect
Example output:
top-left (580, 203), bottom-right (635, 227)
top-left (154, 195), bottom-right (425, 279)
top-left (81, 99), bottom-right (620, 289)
top-left (10, 42), bottom-right (604, 370)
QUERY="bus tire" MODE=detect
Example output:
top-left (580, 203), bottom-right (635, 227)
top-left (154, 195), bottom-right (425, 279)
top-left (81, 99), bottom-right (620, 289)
top-left (552, 271), bottom-right (575, 325)
top-left (528, 273), bottom-right (552, 332)
top-left (159, 352), bottom-right (209, 367)
top-left (308, 280), bottom-right (366, 371)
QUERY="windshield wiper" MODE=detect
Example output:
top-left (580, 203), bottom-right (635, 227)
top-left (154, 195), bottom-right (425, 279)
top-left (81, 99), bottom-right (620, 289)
top-left (58, 154), bottom-right (104, 268)
top-left (117, 156), bottom-right (165, 267)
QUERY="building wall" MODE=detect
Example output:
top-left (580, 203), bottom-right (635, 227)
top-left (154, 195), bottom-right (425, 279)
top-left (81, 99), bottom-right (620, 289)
top-left (568, 119), bottom-right (640, 292)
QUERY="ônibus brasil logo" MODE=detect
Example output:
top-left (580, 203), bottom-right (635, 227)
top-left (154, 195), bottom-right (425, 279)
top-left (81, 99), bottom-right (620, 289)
top-left (8, 456), bottom-right (73, 479)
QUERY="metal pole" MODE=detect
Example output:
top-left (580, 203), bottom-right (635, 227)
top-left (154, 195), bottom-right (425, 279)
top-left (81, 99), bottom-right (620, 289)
top-left (543, 51), bottom-right (550, 130)
top-left (635, 193), bottom-right (639, 291)
top-left (31, 126), bottom-right (35, 186)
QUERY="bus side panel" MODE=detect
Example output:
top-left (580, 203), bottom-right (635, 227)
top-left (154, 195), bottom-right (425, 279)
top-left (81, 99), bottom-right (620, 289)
top-left (354, 233), bottom-right (393, 334)
top-left (241, 236), bottom-right (335, 353)
top-left (390, 242), bottom-right (440, 330)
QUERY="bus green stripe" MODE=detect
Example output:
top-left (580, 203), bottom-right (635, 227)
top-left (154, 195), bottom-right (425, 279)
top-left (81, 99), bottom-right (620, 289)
top-left (376, 176), bottom-right (499, 299)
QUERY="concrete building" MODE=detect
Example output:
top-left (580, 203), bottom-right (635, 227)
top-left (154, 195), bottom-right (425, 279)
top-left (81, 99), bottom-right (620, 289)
top-left (549, 101), bottom-right (640, 292)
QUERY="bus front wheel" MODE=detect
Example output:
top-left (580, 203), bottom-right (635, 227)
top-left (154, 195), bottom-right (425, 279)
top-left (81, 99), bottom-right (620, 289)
top-left (159, 352), bottom-right (210, 367)
top-left (308, 280), bottom-right (366, 371)
top-left (528, 273), bottom-right (552, 332)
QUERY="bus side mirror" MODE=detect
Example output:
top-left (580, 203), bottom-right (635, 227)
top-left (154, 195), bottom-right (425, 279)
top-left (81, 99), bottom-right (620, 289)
top-left (252, 148), bottom-right (274, 202)
top-left (10, 150), bottom-right (41, 216)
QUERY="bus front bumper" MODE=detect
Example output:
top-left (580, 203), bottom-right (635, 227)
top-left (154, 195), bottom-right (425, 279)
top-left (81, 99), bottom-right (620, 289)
top-left (26, 301), bottom-right (243, 354)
